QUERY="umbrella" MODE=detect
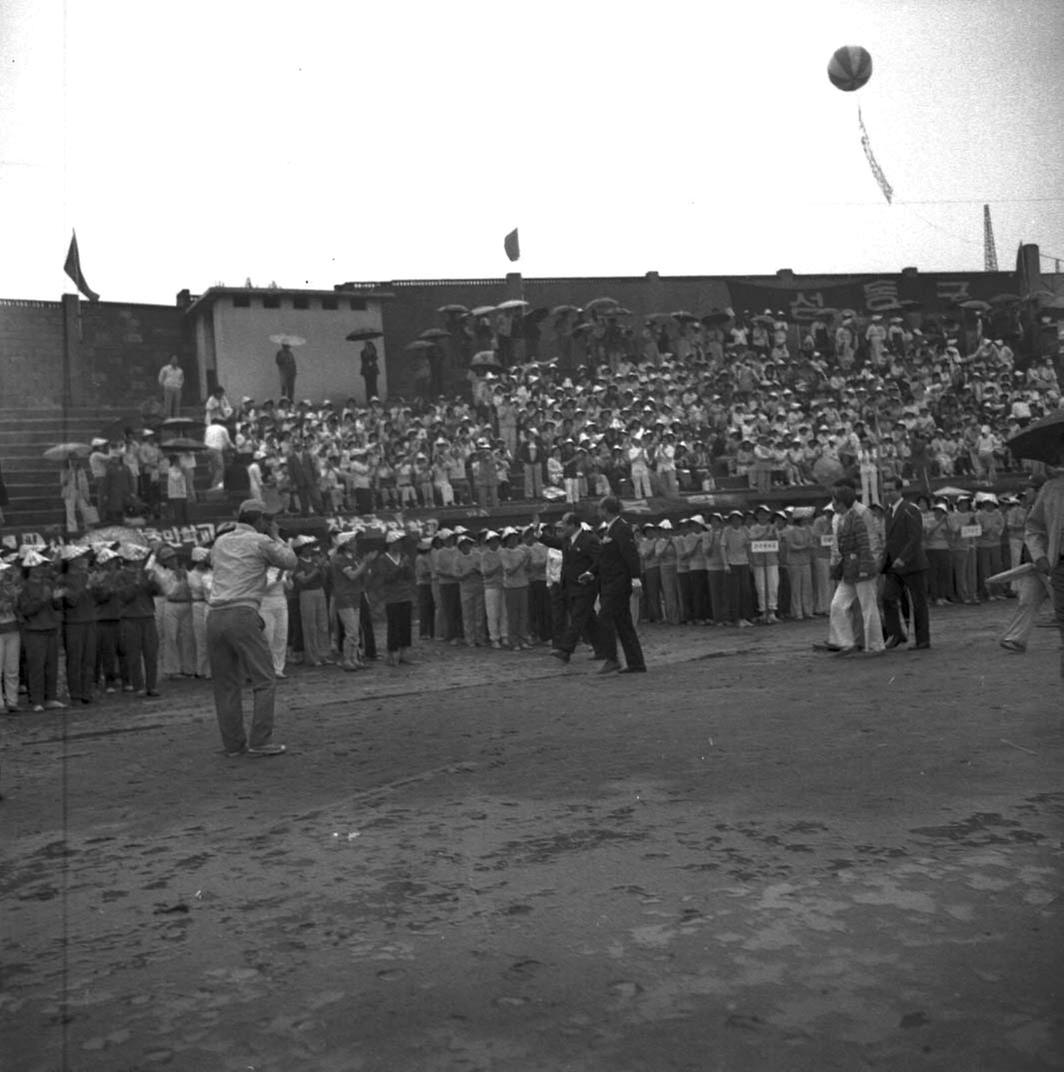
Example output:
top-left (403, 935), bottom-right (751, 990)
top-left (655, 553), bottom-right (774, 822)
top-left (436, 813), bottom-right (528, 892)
top-left (752, 314), bottom-right (775, 326)
top-left (470, 351), bottom-right (503, 372)
top-left (495, 299), bottom-right (530, 311)
top-left (671, 310), bottom-right (698, 322)
top-left (470, 305), bottom-right (496, 317)
top-left (991, 293), bottom-right (1022, 304)
top-left (405, 339), bottom-right (436, 351)
top-left (89, 526), bottom-right (150, 548)
top-left (584, 297), bottom-right (619, 311)
top-left (701, 310), bottom-right (732, 326)
top-left (899, 299), bottom-right (924, 310)
top-left (418, 328), bottom-right (451, 341)
top-left (524, 306), bottom-right (550, 323)
top-left (935, 486), bottom-right (974, 498)
top-left (644, 312), bottom-right (673, 322)
top-left (43, 442), bottom-right (91, 461)
top-left (840, 308), bottom-right (857, 319)
top-left (1006, 410), bottom-right (1064, 464)
top-left (608, 307), bottom-right (633, 316)
top-left (960, 299), bottom-right (991, 312)
top-left (161, 417), bottom-right (203, 434)
top-left (268, 334), bottom-right (306, 347)
top-left (551, 304), bottom-right (580, 317)
top-left (161, 437), bottom-right (208, 452)
top-left (437, 304), bottom-right (469, 315)
top-left (345, 328), bottom-right (384, 342)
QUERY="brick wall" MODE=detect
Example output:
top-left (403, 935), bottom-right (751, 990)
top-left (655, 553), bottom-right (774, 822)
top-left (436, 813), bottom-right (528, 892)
top-left (0, 299), bottom-right (65, 408)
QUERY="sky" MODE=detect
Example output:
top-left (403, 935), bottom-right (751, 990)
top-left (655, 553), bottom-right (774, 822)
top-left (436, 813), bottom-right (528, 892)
top-left (1, 0), bottom-right (1063, 305)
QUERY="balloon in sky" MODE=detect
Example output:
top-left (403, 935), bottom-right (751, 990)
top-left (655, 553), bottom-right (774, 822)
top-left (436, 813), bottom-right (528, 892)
top-left (827, 45), bottom-right (873, 92)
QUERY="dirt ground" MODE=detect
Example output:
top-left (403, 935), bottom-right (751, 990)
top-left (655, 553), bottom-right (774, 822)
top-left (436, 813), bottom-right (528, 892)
top-left (2, 603), bottom-right (1062, 1072)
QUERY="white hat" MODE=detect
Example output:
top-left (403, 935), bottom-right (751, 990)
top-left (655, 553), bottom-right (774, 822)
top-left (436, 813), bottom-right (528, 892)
top-left (95, 547), bottom-right (119, 564)
top-left (500, 526), bottom-right (519, 538)
top-left (436, 528), bottom-right (455, 540)
top-left (91, 438), bottom-right (107, 448)
top-left (483, 529), bottom-right (501, 541)
top-left (22, 550), bottom-right (50, 568)
top-left (658, 519), bottom-right (673, 530)
top-left (60, 544), bottom-right (91, 561)
top-left (292, 535), bottom-right (318, 549)
top-left (120, 543), bottom-right (149, 561)
top-left (190, 546), bottom-right (210, 562)
top-left (385, 530), bottom-right (405, 544)
top-left (241, 395), bottom-right (253, 404)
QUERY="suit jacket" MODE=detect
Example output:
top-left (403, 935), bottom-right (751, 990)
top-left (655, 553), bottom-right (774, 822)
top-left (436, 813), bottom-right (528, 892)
top-left (1025, 476), bottom-right (1064, 565)
top-left (540, 529), bottom-right (601, 591)
top-left (883, 499), bottom-right (929, 574)
top-left (596, 517), bottom-right (641, 594)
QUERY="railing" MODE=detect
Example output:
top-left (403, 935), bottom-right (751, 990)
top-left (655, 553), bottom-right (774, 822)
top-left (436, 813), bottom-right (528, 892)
top-left (0, 298), bottom-right (61, 310)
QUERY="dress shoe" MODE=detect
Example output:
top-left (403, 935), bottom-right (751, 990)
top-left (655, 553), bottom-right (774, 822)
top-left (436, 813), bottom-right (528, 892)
top-left (908, 642), bottom-right (930, 650)
top-left (549, 649), bottom-right (571, 664)
top-left (834, 646), bottom-right (859, 656)
top-left (598, 659), bottom-right (621, 675)
top-left (812, 642), bottom-right (842, 652)
top-left (883, 635), bottom-right (907, 650)
top-left (618, 666), bottom-right (647, 674)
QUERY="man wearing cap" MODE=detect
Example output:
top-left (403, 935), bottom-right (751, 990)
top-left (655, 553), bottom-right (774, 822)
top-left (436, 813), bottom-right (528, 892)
top-left (206, 499), bottom-right (297, 757)
top-left (593, 496), bottom-right (646, 674)
top-left (537, 511), bottom-right (602, 664)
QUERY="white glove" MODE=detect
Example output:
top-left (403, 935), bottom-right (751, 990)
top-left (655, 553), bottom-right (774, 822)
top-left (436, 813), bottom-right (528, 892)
top-left (631, 578), bottom-right (643, 591)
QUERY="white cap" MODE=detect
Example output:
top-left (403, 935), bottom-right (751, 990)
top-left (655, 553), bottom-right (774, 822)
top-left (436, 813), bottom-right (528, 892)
top-left (190, 546), bottom-right (210, 563)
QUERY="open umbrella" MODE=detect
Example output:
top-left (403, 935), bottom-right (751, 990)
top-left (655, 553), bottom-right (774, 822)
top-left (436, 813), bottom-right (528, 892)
top-left (495, 299), bottom-right (530, 311)
top-left (161, 417), bottom-right (203, 433)
top-left (960, 299), bottom-right (991, 312)
top-left (89, 526), bottom-right (150, 548)
top-left (671, 311), bottom-right (698, 322)
top-left (551, 304), bottom-right (580, 317)
top-left (345, 328), bottom-right (384, 342)
top-left (644, 312), bottom-right (673, 322)
top-left (523, 306), bottom-right (550, 323)
top-left (437, 304), bottom-right (470, 315)
top-left (991, 293), bottom-right (1022, 304)
top-left (268, 334), bottom-right (307, 347)
top-left (470, 305), bottom-right (496, 317)
top-left (1006, 411), bottom-right (1064, 464)
top-left (470, 351), bottom-right (503, 372)
top-left (935, 486), bottom-right (974, 499)
top-left (608, 307), bottom-right (633, 316)
top-left (43, 442), bottom-right (91, 462)
top-left (700, 310), bottom-right (732, 326)
top-left (584, 297), bottom-right (619, 311)
top-left (418, 328), bottom-right (451, 341)
top-left (899, 299), bottom-right (924, 310)
top-left (405, 339), bottom-right (436, 351)
top-left (752, 314), bottom-right (775, 326)
top-left (160, 437), bottom-right (208, 452)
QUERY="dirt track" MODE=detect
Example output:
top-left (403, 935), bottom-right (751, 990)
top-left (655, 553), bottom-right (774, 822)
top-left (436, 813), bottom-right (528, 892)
top-left (2, 605), bottom-right (1062, 1072)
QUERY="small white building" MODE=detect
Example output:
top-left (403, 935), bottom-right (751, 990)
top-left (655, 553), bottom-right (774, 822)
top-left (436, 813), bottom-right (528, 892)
top-left (183, 285), bottom-right (393, 407)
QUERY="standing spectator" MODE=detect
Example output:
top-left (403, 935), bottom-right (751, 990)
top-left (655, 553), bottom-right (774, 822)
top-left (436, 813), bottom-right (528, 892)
top-left (592, 495), bottom-right (646, 674)
top-left (117, 544), bottom-right (162, 696)
top-left (100, 454), bottom-right (134, 523)
top-left (454, 534), bottom-right (486, 647)
top-left (206, 499), bottom-right (297, 757)
top-left (499, 527), bottom-right (531, 650)
top-left (374, 531), bottom-right (416, 667)
top-left (61, 458), bottom-right (95, 534)
top-left (782, 512), bottom-right (815, 620)
top-left (158, 355), bottom-right (184, 418)
top-left (361, 341), bottom-right (380, 402)
top-left (57, 545), bottom-right (97, 705)
top-left (330, 534), bottom-right (374, 671)
top-left (276, 342), bottom-right (297, 401)
top-left (292, 538), bottom-right (330, 667)
top-left (825, 482), bottom-right (884, 656)
top-left (473, 440), bottom-right (499, 509)
top-left (881, 476), bottom-right (931, 650)
top-left (153, 544), bottom-right (196, 678)
top-left (0, 557), bottom-right (20, 712)
top-left (203, 419), bottom-right (232, 491)
top-left (166, 455), bottom-right (190, 524)
top-left (204, 385), bottom-right (234, 425)
top-left (187, 547), bottom-right (213, 679)
top-left (17, 550), bottom-right (65, 712)
top-left (480, 530), bottom-right (507, 648)
top-left (415, 538), bottom-right (435, 640)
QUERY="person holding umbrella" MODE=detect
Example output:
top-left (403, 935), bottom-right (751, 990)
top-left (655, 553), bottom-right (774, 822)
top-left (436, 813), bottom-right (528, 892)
top-left (60, 457), bottom-right (94, 534)
top-left (276, 342), bottom-right (297, 401)
top-left (361, 341), bottom-right (380, 402)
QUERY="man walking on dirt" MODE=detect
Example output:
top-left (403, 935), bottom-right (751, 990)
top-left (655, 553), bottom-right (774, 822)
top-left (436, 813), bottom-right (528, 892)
top-left (593, 495), bottom-right (646, 674)
top-left (207, 499), bottom-right (297, 757)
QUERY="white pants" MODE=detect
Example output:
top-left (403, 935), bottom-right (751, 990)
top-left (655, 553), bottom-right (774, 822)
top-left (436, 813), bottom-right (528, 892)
top-left (631, 469), bottom-right (653, 499)
top-left (0, 630), bottom-right (20, 706)
top-left (484, 588), bottom-right (508, 643)
top-left (564, 477), bottom-right (580, 503)
top-left (191, 602), bottom-right (211, 677)
top-left (161, 601), bottom-right (196, 675)
top-left (859, 466), bottom-right (879, 507)
top-left (828, 579), bottom-right (884, 652)
top-left (260, 595), bottom-right (289, 674)
top-left (753, 564), bottom-right (779, 615)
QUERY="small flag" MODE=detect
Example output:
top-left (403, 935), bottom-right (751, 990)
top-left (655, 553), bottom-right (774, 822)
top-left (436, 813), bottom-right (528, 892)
top-left (64, 230), bottom-right (99, 301)
top-left (858, 107), bottom-right (893, 205)
top-left (504, 228), bottom-right (520, 263)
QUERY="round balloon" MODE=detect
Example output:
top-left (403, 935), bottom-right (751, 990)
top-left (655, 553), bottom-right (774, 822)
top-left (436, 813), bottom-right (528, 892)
top-left (827, 45), bottom-right (873, 92)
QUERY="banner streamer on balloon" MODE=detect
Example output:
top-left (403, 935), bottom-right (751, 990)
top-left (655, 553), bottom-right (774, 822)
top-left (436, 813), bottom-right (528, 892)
top-left (858, 106), bottom-right (893, 205)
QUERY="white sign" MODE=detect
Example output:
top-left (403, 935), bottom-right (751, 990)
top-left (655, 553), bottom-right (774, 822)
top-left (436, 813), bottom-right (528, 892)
top-left (961, 525), bottom-right (982, 539)
top-left (750, 540), bottom-right (780, 554)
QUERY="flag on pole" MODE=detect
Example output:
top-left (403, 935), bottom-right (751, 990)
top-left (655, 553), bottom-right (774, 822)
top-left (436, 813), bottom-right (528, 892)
top-left (504, 228), bottom-right (520, 263)
top-left (64, 230), bottom-right (99, 301)
top-left (858, 107), bottom-right (893, 205)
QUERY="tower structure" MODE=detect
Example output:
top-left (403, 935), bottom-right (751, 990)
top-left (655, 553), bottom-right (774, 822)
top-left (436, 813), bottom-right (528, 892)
top-left (983, 204), bottom-right (998, 271)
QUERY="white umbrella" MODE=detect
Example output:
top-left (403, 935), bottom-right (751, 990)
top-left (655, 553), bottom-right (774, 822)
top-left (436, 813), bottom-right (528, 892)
top-left (269, 334), bottom-right (307, 347)
top-left (496, 299), bottom-right (530, 311)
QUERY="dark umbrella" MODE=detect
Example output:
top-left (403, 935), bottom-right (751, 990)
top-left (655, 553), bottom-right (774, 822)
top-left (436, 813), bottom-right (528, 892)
top-left (752, 314), bottom-right (775, 326)
top-left (405, 339), bottom-right (435, 351)
top-left (551, 304), bottom-right (580, 317)
top-left (1006, 411), bottom-right (1064, 464)
top-left (161, 417), bottom-right (203, 432)
top-left (700, 310), bottom-right (732, 326)
top-left (991, 293), bottom-right (1022, 304)
top-left (437, 304), bottom-right (470, 315)
top-left (671, 310), bottom-right (698, 323)
top-left (524, 306), bottom-right (550, 323)
top-left (346, 328), bottom-right (384, 342)
top-left (160, 437), bottom-right (208, 452)
top-left (418, 328), bottom-right (451, 341)
top-left (584, 297), bottom-right (619, 311)
top-left (470, 351), bottom-right (503, 372)
top-left (960, 299), bottom-right (991, 312)
top-left (899, 299), bottom-right (924, 310)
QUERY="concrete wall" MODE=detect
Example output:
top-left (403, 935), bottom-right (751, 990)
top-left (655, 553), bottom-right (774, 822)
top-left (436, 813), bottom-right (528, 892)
top-left (0, 299), bottom-right (65, 408)
top-left (197, 295), bottom-right (388, 407)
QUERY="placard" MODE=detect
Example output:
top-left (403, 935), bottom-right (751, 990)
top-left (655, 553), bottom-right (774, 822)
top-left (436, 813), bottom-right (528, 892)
top-left (960, 525), bottom-right (982, 539)
top-left (750, 540), bottom-right (780, 554)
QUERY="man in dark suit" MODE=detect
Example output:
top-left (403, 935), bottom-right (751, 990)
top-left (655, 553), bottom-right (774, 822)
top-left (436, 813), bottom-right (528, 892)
top-left (881, 476), bottom-right (931, 649)
top-left (593, 495), bottom-right (647, 674)
top-left (538, 511), bottom-right (601, 664)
